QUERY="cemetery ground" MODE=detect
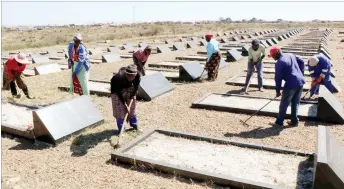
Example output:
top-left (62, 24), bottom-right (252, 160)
top-left (2, 23), bottom-right (344, 189)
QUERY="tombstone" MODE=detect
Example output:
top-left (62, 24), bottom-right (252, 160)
top-left (286, 33), bottom-right (291, 38)
top-left (107, 47), bottom-right (118, 52)
top-left (241, 44), bottom-right (250, 56)
top-left (254, 32), bottom-right (259, 36)
top-left (248, 34), bottom-right (254, 38)
top-left (241, 36), bottom-right (248, 40)
top-left (165, 39), bottom-right (172, 44)
top-left (89, 49), bottom-right (103, 55)
top-left (317, 85), bottom-right (344, 124)
top-left (220, 38), bottom-right (230, 43)
top-left (229, 31), bottom-right (234, 35)
top-left (271, 38), bottom-right (279, 44)
top-left (227, 49), bottom-right (243, 62)
top-left (259, 31), bottom-right (264, 35)
top-left (191, 37), bottom-right (198, 41)
top-left (265, 39), bottom-right (274, 46)
top-left (200, 40), bottom-right (208, 46)
top-left (179, 61), bottom-right (207, 81)
top-left (31, 56), bottom-right (50, 64)
top-left (232, 36), bottom-right (240, 41)
top-left (157, 45), bottom-right (171, 53)
top-left (121, 44), bottom-right (134, 51)
top-left (102, 54), bottom-right (122, 63)
top-left (173, 43), bottom-right (186, 51)
top-left (282, 34), bottom-right (288, 39)
top-left (186, 41), bottom-right (197, 49)
top-left (34, 64), bottom-right (62, 75)
top-left (314, 126), bottom-right (344, 189)
top-left (47, 50), bottom-right (58, 55)
top-left (153, 39), bottom-right (161, 43)
top-left (216, 33), bottom-right (221, 37)
top-left (235, 31), bottom-right (239, 34)
top-left (32, 95), bottom-right (104, 144)
top-left (278, 36), bottom-right (284, 41)
top-left (260, 40), bottom-right (269, 48)
top-left (138, 42), bottom-right (148, 49)
top-left (137, 72), bottom-right (174, 101)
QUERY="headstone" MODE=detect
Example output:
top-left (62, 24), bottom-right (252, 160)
top-left (153, 39), bottom-right (161, 43)
top-left (157, 45), bottom-right (171, 53)
top-left (286, 33), bottom-right (291, 38)
top-left (173, 43), bottom-right (186, 51)
top-left (32, 95), bottom-right (104, 144)
top-left (282, 35), bottom-right (288, 39)
top-left (229, 31), bottom-right (234, 35)
top-left (102, 54), bottom-right (122, 63)
top-left (235, 31), bottom-right (239, 34)
top-left (265, 39), bottom-right (274, 46)
top-left (221, 38), bottom-right (230, 43)
top-left (34, 64), bottom-right (62, 75)
top-left (121, 44), bottom-right (134, 51)
top-left (232, 36), bottom-right (240, 41)
top-left (179, 61), bottom-right (207, 81)
top-left (271, 38), bottom-right (279, 44)
top-left (241, 45), bottom-right (250, 56)
top-left (259, 31), bottom-right (264, 35)
top-left (88, 49), bottom-right (103, 55)
top-left (186, 41), bottom-right (197, 48)
top-left (260, 40), bottom-right (269, 48)
top-left (317, 85), bottom-right (344, 124)
top-left (138, 42), bottom-right (148, 49)
top-left (200, 40), bottom-right (208, 46)
top-left (107, 47), bottom-right (118, 52)
top-left (278, 36), bottom-right (284, 41)
top-left (137, 72), bottom-right (174, 101)
top-left (165, 39), bottom-right (172, 44)
top-left (241, 36), bottom-right (248, 40)
top-left (254, 32), bottom-right (259, 36)
top-left (179, 38), bottom-right (187, 43)
top-left (216, 33), bottom-right (221, 37)
top-left (191, 37), bottom-right (198, 41)
top-left (314, 126), bottom-right (344, 189)
top-left (248, 34), bottom-right (254, 38)
top-left (227, 49), bottom-right (243, 62)
top-left (31, 56), bottom-right (49, 64)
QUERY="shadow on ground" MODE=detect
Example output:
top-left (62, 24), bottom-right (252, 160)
top-left (2, 134), bottom-right (52, 150)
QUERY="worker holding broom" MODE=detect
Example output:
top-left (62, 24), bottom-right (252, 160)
top-left (110, 64), bottom-right (141, 133)
top-left (270, 47), bottom-right (305, 127)
top-left (205, 34), bottom-right (222, 81)
top-left (67, 34), bottom-right (90, 96)
top-left (133, 45), bottom-right (152, 76)
top-left (242, 39), bottom-right (266, 93)
top-left (306, 54), bottom-right (333, 99)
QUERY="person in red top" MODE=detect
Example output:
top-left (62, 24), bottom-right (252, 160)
top-left (132, 45), bottom-right (152, 76)
top-left (2, 53), bottom-right (34, 99)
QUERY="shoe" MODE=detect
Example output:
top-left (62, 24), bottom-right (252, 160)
top-left (26, 95), bottom-right (35, 99)
top-left (12, 94), bottom-right (21, 98)
top-left (259, 88), bottom-right (264, 92)
top-left (286, 121), bottom-right (298, 127)
top-left (272, 122), bottom-right (283, 127)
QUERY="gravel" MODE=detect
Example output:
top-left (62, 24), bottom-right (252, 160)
top-left (125, 132), bottom-right (314, 189)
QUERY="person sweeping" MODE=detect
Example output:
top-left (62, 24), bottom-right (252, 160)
top-left (306, 54), bottom-right (333, 99)
top-left (2, 53), bottom-right (34, 99)
top-left (110, 64), bottom-right (141, 133)
top-left (270, 47), bottom-right (305, 127)
top-left (67, 34), bottom-right (90, 95)
top-left (132, 45), bottom-right (152, 76)
top-left (205, 34), bottom-right (222, 81)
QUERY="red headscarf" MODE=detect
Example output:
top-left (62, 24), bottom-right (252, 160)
top-left (205, 34), bottom-right (213, 40)
top-left (269, 46), bottom-right (280, 57)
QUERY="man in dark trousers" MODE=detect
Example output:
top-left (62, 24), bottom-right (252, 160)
top-left (270, 47), bottom-right (305, 127)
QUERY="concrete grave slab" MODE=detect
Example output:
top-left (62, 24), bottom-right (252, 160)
top-left (227, 49), bottom-right (243, 62)
top-left (157, 45), bottom-right (171, 53)
top-left (31, 56), bottom-right (49, 64)
top-left (112, 129), bottom-right (315, 189)
top-left (179, 61), bottom-right (207, 81)
top-left (260, 40), bottom-right (269, 48)
top-left (186, 41), bottom-right (197, 48)
top-left (265, 39), bottom-right (274, 46)
top-left (317, 85), bottom-right (344, 124)
top-left (165, 39), bottom-right (172, 44)
top-left (271, 38), bottom-right (279, 44)
top-left (278, 36), bottom-right (284, 41)
top-left (34, 63), bottom-right (62, 75)
top-left (221, 38), bottom-right (230, 43)
top-left (314, 126), bottom-right (344, 189)
top-left (148, 61), bottom-right (185, 69)
top-left (173, 43), bottom-right (186, 51)
top-left (121, 44), bottom-right (134, 51)
top-left (176, 55), bottom-right (207, 61)
top-left (190, 37), bottom-right (198, 41)
top-left (232, 36), bottom-right (240, 41)
top-left (137, 72), bottom-right (174, 101)
top-left (32, 95), bottom-right (104, 144)
top-left (254, 32), bottom-right (259, 36)
top-left (23, 69), bottom-right (36, 76)
top-left (241, 44), bottom-right (250, 56)
top-left (145, 70), bottom-right (179, 80)
top-left (200, 39), bottom-right (208, 46)
top-left (88, 49), bottom-right (103, 55)
top-left (226, 76), bottom-right (311, 91)
top-left (330, 77), bottom-right (340, 93)
top-left (241, 36), bottom-right (248, 40)
top-left (138, 42), bottom-right (148, 48)
top-left (282, 35), bottom-right (288, 39)
top-left (245, 67), bottom-right (311, 76)
top-left (107, 47), bottom-right (118, 52)
top-left (120, 54), bottom-right (132, 59)
top-left (102, 54), bottom-right (122, 63)
top-left (192, 93), bottom-right (317, 120)
top-left (59, 80), bottom-right (111, 96)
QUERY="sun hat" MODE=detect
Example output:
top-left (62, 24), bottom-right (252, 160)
top-left (309, 56), bottom-right (319, 66)
top-left (14, 53), bottom-right (31, 64)
top-left (74, 34), bottom-right (83, 41)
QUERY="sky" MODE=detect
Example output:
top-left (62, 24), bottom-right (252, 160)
top-left (1, 0), bottom-right (344, 26)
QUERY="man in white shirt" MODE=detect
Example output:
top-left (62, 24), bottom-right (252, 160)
top-left (242, 39), bottom-right (266, 93)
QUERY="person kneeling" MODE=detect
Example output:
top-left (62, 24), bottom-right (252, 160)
top-left (110, 64), bottom-right (141, 133)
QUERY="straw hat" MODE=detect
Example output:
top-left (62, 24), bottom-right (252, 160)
top-left (14, 53), bottom-right (31, 64)
top-left (125, 64), bottom-right (138, 75)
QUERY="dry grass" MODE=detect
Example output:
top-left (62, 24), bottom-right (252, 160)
top-left (2, 25), bottom-right (344, 189)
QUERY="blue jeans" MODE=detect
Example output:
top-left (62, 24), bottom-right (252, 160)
top-left (275, 86), bottom-right (303, 126)
top-left (116, 115), bottom-right (138, 132)
top-left (244, 61), bottom-right (263, 89)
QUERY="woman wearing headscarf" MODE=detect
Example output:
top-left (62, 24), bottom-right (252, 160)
top-left (110, 64), bottom-right (141, 132)
top-left (67, 34), bottom-right (90, 95)
top-left (205, 34), bottom-right (222, 81)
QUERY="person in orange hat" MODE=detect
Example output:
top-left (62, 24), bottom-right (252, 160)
top-left (2, 53), bottom-right (34, 99)
top-left (270, 46), bottom-right (305, 127)
top-left (205, 33), bottom-right (221, 81)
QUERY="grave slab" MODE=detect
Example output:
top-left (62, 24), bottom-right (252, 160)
top-left (121, 44), bottom-right (134, 51)
top-left (227, 49), bottom-right (243, 62)
top-left (138, 42), bottom-right (148, 48)
top-left (265, 39), bottom-right (274, 46)
top-left (137, 72), bottom-right (174, 101)
top-left (176, 56), bottom-right (207, 61)
top-left (260, 40), bottom-right (269, 48)
top-left (271, 38), bottom-right (278, 44)
top-left (317, 85), bottom-right (344, 124)
top-left (157, 45), bottom-right (171, 53)
top-left (165, 39), bottom-right (172, 44)
top-left (200, 40), bottom-right (208, 46)
top-left (23, 69), bottom-right (36, 76)
top-left (192, 93), bottom-right (317, 119)
top-left (31, 56), bottom-right (50, 64)
top-left (173, 43), bottom-right (186, 51)
top-left (32, 95), bottom-right (104, 144)
top-left (179, 61), bottom-right (207, 81)
top-left (242, 45), bottom-right (250, 56)
top-left (145, 70), bottom-right (179, 79)
top-left (220, 38), bottom-right (230, 43)
top-left (112, 129), bottom-right (315, 189)
top-left (186, 41), bottom-right (197, 48)
top-left (34, 63), bottom-right (62, 75)
top-left (232, 36), bottom-right (240, 41)
top-left (107, 47), bottom-right (118, 52)
top-left (88, 49), bottom-right (103, 55)
top-left (102, 54), bottom-right (122, 63)
top-left (314, 126), bottom-right (344, 189)
top-left (226, 76), bottom-right (311, 91)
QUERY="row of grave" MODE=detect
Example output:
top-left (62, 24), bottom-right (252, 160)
top-left (1, 28), bottom-right (283, 78)
top-left (1, 28), bottom-right (303, 145)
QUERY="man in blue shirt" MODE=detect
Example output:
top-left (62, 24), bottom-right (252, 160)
top-left (270, 47), bottom-right (306, 127)
top-left (307, 54), bottom-right (333, 98)
top-left (205, 34), bottom-right (221, 81)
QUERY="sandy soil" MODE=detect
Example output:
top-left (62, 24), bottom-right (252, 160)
top-left (125, 132), bottom-right (314, 189)
top-left (2, 28), bottom-right (344, 189)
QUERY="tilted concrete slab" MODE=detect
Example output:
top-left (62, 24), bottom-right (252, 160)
top-left (34, 63), bottom-right (62, 75)
top-left (31, 56), bottom-right (50, 64)
top-left (192, 93), bottom-right (317, 120)
top-left (137, 72), bottom-right (174, 101)
top-left (176, 55), bottom-right (207, 61)
top-left (317, 85), bottom-right (344, 124)
top-left (314, 126), bottom-right (344, 189)
top-left (226, 76), bottom-right (311, 91)
top-left (102, 54), bottom-right (122, 63)
top-left (227, 49), bottom-right (243, 62)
